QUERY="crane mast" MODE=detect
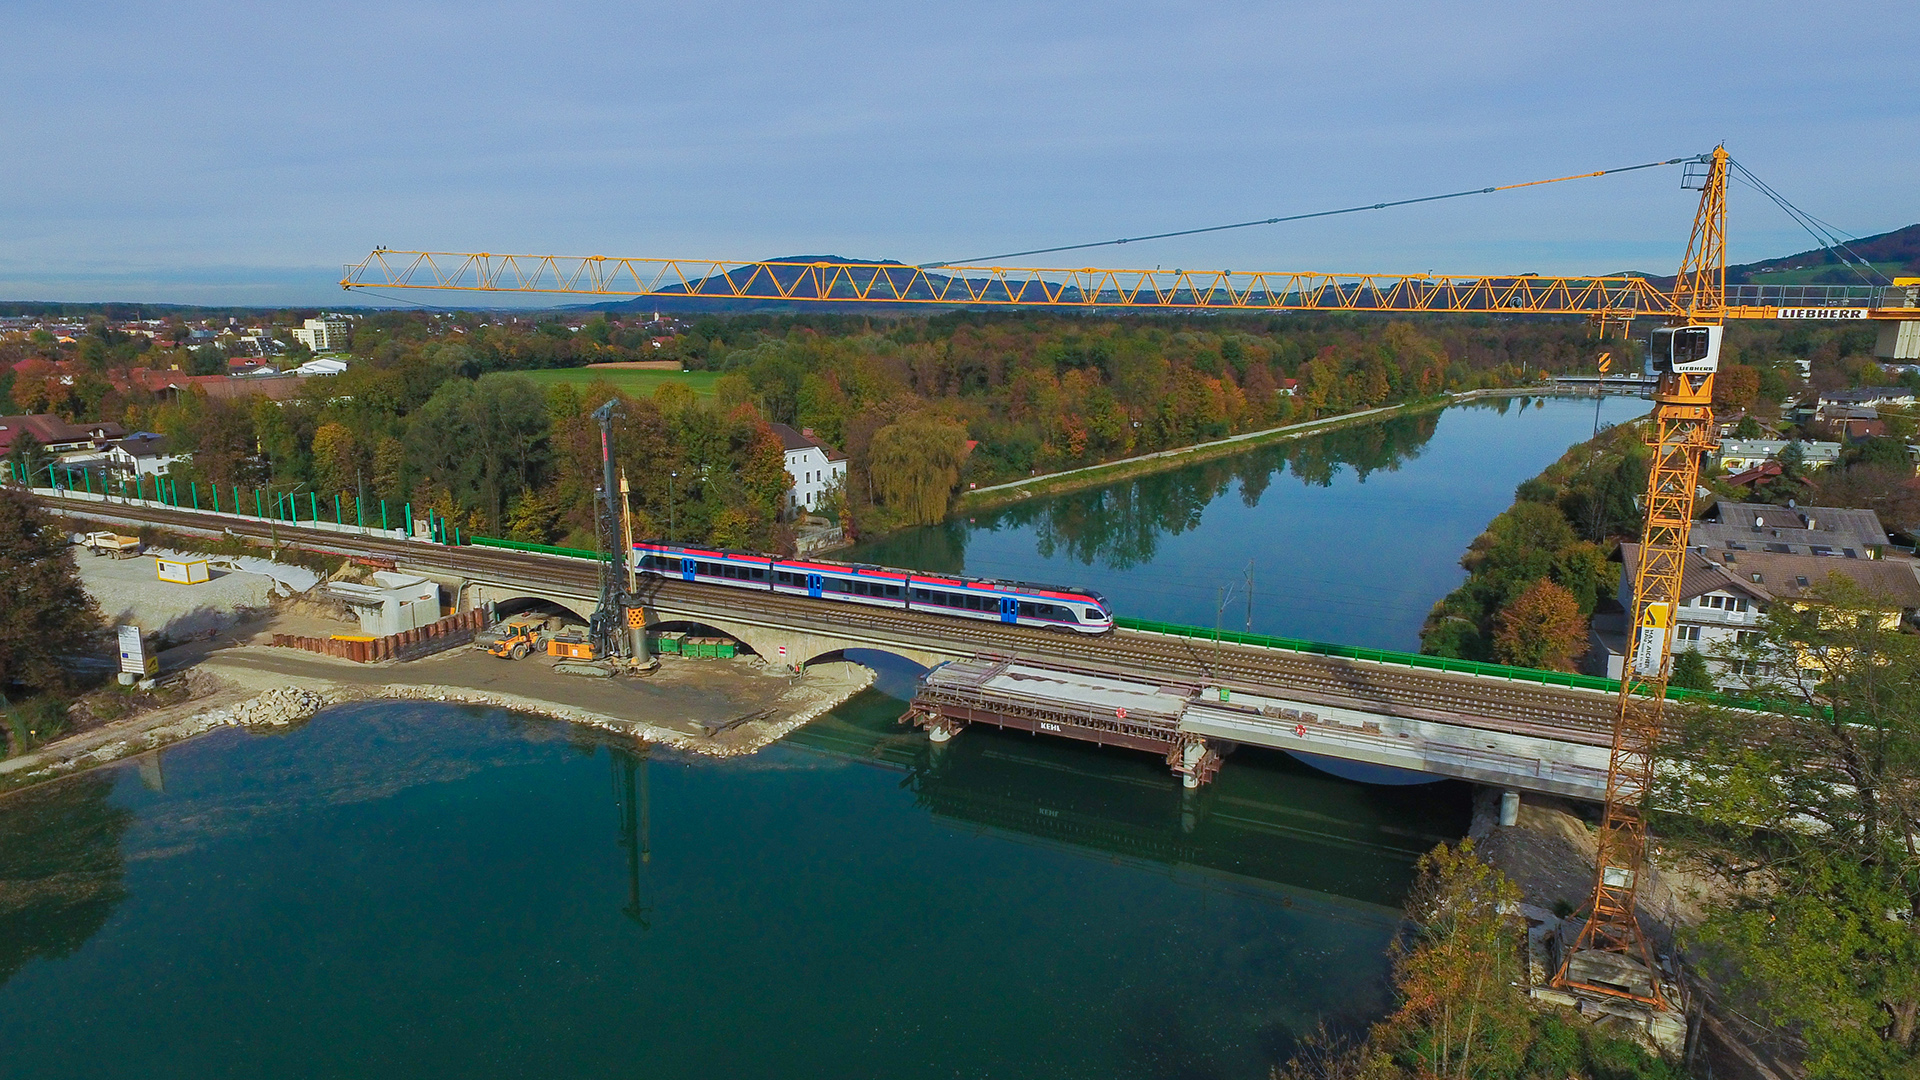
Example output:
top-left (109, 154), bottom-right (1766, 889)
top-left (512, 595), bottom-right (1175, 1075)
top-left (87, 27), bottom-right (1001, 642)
top-left (1554, 147), bottom-right (1727, 1007)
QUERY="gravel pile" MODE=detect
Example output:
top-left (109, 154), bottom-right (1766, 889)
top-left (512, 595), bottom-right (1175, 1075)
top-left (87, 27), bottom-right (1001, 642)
top-left (201, 687), bottom-right (331, 728)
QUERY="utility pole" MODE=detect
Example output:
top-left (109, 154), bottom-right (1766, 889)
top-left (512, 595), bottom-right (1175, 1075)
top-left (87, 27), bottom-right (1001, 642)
top-left (1244, 558), bottom-right (1254, 633)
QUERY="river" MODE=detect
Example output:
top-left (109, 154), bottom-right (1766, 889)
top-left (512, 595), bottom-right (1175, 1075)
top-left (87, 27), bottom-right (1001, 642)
top-left (0, 395), bottom-right (1646, 1079)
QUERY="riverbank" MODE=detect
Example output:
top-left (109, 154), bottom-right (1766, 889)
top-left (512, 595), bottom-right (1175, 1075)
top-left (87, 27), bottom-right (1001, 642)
top-left (952, 387), bottom-right (1545, 513)
top-left (0, 641), bottom-right (875, 796)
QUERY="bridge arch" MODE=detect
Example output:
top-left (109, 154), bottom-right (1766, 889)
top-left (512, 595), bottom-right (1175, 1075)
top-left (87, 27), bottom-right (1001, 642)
top-left (633, 611), bottom-right (953, 671)
top-left (489, 595), bottom-right (594, 624)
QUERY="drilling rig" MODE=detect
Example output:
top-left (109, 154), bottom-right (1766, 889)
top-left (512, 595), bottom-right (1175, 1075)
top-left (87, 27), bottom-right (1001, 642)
top-left (553, 400), bottom-right (654, 675)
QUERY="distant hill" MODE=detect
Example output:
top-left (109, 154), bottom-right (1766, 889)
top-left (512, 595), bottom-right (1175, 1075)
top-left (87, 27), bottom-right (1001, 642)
top-left (1623, 222), bottom-right (1920, 288)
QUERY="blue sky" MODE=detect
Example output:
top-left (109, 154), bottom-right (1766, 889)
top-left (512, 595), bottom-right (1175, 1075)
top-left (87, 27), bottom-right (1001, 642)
top-left (2, 1), bottom-right (1914, 306)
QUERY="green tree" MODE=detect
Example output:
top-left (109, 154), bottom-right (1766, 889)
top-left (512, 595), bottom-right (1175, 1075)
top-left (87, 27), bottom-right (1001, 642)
top-left (405, 374), bottom-right (551, 532)
top-left (868, 413), bottom-right (969, 525)
top-left (1662, 578), bottom-right (1920, 1076)
top-left (187, 344), bottom-right (226, 376)
top-left (0, 490), bottom-right (103, 697)
top-left (5, 433), bottom-right (51, 486)
top-left (1668, 648), bottom-right (1713, 691)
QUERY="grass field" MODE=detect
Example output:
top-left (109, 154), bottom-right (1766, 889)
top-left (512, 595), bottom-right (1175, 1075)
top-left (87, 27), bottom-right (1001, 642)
top-left (1741, 261), bottom-right (1908, 286)
top-left (512, 367), bottom-right (724, 398)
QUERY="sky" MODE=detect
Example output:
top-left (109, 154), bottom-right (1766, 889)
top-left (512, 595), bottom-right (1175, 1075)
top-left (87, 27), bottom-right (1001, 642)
top-left (2, 0), bottom-right (1915, 307)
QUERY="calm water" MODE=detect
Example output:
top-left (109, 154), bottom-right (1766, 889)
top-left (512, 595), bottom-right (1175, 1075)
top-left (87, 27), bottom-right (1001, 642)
top-left (852, 395), bottom-right (1649, 649)
top-left (0, 396), bottom-right (1637, 1078)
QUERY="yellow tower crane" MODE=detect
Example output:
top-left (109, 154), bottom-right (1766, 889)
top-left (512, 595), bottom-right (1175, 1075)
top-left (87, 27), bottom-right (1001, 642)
top-left (340, 148), bottom-right (1920, 1007)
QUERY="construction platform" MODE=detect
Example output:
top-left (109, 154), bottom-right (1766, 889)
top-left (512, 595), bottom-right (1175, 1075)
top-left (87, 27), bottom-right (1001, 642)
top-left (901, 655), bottom-right (1221, 786)
top-left (902, 653), bottom-right (1613, 793)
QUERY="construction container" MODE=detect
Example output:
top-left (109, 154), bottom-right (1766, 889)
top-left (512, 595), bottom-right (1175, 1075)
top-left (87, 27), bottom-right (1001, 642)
top-left (650, 632), bottom-right (685, 655)
top-left (683, 636), bottom-right (737, 659)
top-left (155, 557), bottom-right (210, 584)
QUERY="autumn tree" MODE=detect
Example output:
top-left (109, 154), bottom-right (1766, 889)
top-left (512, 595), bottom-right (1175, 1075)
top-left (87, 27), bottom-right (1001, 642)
top-left (1366, 842), bottom-right (1533, 1078)
top-left (0, 489), bottom-right (102, 697)
top-left (1712, 363), bottom-right (1761, 410)
top-left (869, 412), bottom-right (970, 525)
top-left (310, 421), bottom-right (362, 499)
top-left (1490, 578), bottom-right (1586, 670)
top-left (1661, 578), bottom-right (1920, 1077)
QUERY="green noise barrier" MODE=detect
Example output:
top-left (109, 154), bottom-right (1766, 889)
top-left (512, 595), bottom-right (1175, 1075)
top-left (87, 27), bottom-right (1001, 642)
top-left (1113, 616), bottom-right (1720, 704)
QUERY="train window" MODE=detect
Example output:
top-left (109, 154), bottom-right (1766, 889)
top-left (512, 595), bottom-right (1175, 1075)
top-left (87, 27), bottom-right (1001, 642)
top-left (1017, 602), bottom-right (1035, 617)
top-left (751, 567), bottom-right (767, 581)
top-left (1084, 608), bottom-right (1102, 621)
top-left (884, 584), bottom-right (901, 598)
top-left (697, 561), bottom-right (713, 574)
top-left (912, 588), bottom-right (931, 602)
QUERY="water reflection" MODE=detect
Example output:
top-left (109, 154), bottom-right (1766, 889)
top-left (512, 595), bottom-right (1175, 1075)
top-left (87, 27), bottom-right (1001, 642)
top-left (884, 412), bottom-right (1444, 575)
top-left (785, 681), bottom-right (1465, 911)
top-left (851, 397), bottom-right (1649, 648)
top-left (609, 745), bottom-right (653, 929)
top-left (0, 774), bottom-right (132, 989)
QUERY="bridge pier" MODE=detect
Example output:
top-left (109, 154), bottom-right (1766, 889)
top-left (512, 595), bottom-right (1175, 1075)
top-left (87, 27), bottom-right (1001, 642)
top-left (1168, 734), bottom-right (1222, 789)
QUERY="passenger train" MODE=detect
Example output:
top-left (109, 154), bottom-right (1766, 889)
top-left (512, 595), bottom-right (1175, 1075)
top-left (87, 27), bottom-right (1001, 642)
top-left (633, 542), bottom-right (1114, 634)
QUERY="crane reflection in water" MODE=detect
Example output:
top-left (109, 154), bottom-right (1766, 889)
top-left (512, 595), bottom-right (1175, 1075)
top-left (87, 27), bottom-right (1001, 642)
top-left (609, 744), bottom-right (652, 930)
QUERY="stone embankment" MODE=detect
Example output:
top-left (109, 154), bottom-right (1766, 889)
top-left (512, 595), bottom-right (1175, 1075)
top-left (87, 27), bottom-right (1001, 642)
top-left (1, 661), bottom-right (876, 795)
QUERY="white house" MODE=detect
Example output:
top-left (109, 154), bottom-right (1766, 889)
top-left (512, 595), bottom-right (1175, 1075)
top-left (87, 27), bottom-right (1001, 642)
top-left (1713, 439), bottom-right (1841, 473)
top-left (769, 423), bottom-right (847, 517)
top-left (1602, 542), bottom-right (1920, 688)
top-left (104, 435), bottom-right (187, 477)
top-left (292, 316), bottom-right (351, 354)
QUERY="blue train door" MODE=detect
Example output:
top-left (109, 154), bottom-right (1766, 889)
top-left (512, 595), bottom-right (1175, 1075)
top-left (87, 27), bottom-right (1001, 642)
top-left (1000, 596), bottom-right (1020, 624)
top-left (680, 557), bottom-right (696, 582)
top-left (807, 573), bottom-right (824, 599)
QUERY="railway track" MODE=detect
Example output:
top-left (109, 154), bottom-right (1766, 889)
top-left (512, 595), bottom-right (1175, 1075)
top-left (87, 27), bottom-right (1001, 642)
top-left (38, 493), bottom-right (1617, 746)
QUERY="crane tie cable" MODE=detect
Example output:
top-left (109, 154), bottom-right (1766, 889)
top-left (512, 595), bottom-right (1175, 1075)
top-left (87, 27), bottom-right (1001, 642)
top-left (922, 156), bottom-right (1696, 269)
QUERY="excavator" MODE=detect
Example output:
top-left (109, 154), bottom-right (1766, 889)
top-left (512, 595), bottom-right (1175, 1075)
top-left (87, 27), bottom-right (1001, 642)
top-left (339, 147), bottom-right (1920, 1010)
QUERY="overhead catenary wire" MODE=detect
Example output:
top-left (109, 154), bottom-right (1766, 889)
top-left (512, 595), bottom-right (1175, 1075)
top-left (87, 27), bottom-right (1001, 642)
top-left (1727, 158), bottom-right (1888, 285)
top-left (922, 156), bottom-right (1695, 269)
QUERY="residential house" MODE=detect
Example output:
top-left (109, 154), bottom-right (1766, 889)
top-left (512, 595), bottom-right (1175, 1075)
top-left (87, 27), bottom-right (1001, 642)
top-left (1811, 404), bottom-right (1887, 443)
top-left (768, 423), bottom-right (847, 517)
top-left (1598, 542), bottom-right (1920, 687)
top-left (1693, 501), bottom-right (1890, 559)
top-left (104, 434), bottom-right (186, 477)
top-left (1722, 461), bottom-right (1810, 492)
top-left (109, 370), bottom-right (306, 403)
top-left (1818, 386), bottom-right (1917, 408)
top-left (0, 414), bottom-right (127, 458)
top-left (1712, 439), bottom-right (1841, 473)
